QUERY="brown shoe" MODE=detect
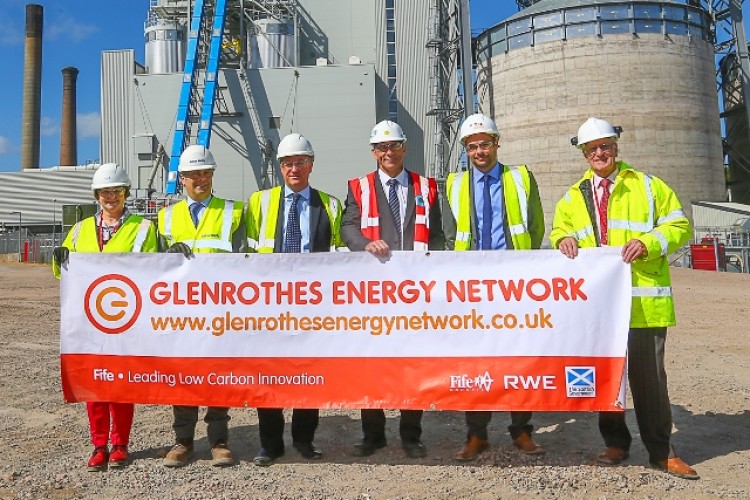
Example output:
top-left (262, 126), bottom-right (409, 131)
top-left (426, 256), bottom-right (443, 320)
top-left (512, 432), bottom-right (545, 455)
top-left (597, 447), bottom-right (629, 466)
top-left (454, 435), bottom-right (489, 461)
top-left (651, 457), bottom-right (699, 480)
top-left (163, 443), bottom-right (193, 468)
top-left (211, 442), bottom-right (235, 467)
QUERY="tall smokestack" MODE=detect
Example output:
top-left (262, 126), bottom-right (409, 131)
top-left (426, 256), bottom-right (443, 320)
top-left (60, 67), bottom-right (79, 166)
top-left (21, 4), bottom-right (43, 170)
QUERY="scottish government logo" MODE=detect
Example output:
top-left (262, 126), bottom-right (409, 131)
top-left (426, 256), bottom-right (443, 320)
top-left (565, 366), bottom-right (596, 397)
top-left (84, 274), bottom-right (142, 334)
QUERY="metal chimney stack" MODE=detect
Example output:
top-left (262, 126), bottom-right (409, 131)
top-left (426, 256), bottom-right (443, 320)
top-left (21, 4), bottom-right (43, 170)
top-left (59, 67), bottom-right (79, 166)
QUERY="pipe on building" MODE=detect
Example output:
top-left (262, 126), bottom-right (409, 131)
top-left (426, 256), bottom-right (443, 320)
top-left (60, 67), bottom-right (79, 166)
top-left (21, 4), bottom-right (43, 170)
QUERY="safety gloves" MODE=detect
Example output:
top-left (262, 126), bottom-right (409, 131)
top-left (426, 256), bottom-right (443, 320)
top-left (166, 242), bottom-right (193, 258)
top-left (53, 246), bottom-right (70, 265)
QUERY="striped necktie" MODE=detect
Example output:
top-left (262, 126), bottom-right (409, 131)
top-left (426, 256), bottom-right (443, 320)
top-left (387, 178), bottom-right (402, 248)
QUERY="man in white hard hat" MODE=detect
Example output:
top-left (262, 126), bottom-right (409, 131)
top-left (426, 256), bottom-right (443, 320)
top-left (341, 120), bottom-right (444, 459)
top-left (53, 163), bottom-right (158, 471)
top-left (246, 133), bottom-right (343, 466)
top-left (550, 117), bottom-right (697, 479)
top-left (157, 144), bottom-right (247, 468)
top-left (445, 113), bottom-right (546, 461)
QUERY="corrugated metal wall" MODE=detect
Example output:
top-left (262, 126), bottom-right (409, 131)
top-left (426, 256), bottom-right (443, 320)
top-left (0, 169), bottom-right (96, 224)
top-left (394, 2), bottom-right (434, 175)
top-left (692, 202), bottom-right (750, 228)
top-left (101, 50), bottom-right (135, 167)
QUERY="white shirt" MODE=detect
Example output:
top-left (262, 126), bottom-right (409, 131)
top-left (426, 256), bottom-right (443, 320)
top-left (377, 168), bottom-right (408, 226)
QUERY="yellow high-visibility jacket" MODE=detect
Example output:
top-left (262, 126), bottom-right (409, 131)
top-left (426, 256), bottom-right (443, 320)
top-left (52, 214), bottom-right (158, 278)
top-left (246, 186), bottom-right (343, 253)
top-left (444, 164), bottom-right (544, 250)
top-left (158, 196), bottom-right (246, 253)
top-left (550, 161), bottom-right (691, 327)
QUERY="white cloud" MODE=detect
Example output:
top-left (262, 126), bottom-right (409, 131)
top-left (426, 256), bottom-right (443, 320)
top-left (77, 112), bottom-right (101, 139)
top-left (0, 136), bottom-right (10, 154)
top-left (47, 13), bottom-right (100, 43)
top-left (40, 116), bottom-right (59, 137)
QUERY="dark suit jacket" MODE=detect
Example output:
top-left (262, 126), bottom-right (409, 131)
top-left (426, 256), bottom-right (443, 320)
top-left (341, 170), bottom-right (445, 251)
top-left (274, 188), bottom-right (334, 253)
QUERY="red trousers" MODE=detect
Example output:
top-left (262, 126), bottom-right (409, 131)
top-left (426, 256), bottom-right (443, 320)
top-left (87, 402), bottom-right (134, 447)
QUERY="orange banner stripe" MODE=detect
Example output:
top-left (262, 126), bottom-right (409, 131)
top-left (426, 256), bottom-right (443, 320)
top-left (61, 354), bottom-right (625, 411)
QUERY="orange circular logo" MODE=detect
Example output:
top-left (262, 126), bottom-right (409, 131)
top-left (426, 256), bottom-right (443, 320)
top-left (84, 274), bottom-right (142, 334)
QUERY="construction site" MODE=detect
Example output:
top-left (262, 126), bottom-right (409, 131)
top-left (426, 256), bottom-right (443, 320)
top-left (0, 1), bottom-right (748, 497)
top-left (0, 0), bottom-right (749, 270)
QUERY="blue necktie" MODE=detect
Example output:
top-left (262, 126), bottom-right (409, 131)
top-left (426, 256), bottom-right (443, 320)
top-left (284, 193), bottom-right (302, 253)
top-left (481, 175), bottom-right (493, 250)
top-left (387, 178), bottom-right (402, 248)
top-left (190, 202), bottom-right (202, 228)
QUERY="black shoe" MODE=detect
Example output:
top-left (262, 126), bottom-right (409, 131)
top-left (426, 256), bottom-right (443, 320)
top-left (293, 441), bottom-right (323, 459)
top-left (402, 439), bottom-right (427, 458)
top-left (352, 438), bottom-right (387, 457)
top-left (253, 447), bottom-right (284, 467)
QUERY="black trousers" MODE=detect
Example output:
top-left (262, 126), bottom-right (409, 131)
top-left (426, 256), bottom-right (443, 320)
top-left (464, 411), bottom-right (533, 441)
top-left (599, 327), bottom-right (675, 463)
top-left (257, 408), bottom-right (319, 454)
top-left (360, 409), bottom-right (422, 442)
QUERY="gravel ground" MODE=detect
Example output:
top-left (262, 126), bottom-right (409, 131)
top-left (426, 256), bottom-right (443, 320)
top-left (0, 263), bottom-right (748, 499)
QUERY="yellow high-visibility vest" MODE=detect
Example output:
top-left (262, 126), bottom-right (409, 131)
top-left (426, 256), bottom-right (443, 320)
top-left (246, 186), bottom-right (343, 253)
top-left (550, 161), bottom-right (691, 327)
top-left (52, 214), bottom-right (157, 278)
top-left (158, 197), bottom-right (244, 253)
top-left (446, 165), bottom-right (533, 250)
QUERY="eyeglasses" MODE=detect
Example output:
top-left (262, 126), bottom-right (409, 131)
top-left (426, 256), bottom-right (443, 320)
top-left (465, 140), bottom-right (495, 153)
top-left (181, 169), bottom-right (214, 179)
top-left (98, 188), bottom-right (126, 197)
top-left (583, 142), bottom-right (615, 158)
top-left (373, 142), bottom-right (405, 152)
top-left (280, 158), bottom-right (313, 169)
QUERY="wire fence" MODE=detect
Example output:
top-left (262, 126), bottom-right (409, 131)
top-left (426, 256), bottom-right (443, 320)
top-left (0, 229), bottom-right (57, 264)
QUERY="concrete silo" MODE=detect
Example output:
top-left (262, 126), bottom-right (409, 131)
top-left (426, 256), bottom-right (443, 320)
top-left (475, 0), bottom-right (726, 226)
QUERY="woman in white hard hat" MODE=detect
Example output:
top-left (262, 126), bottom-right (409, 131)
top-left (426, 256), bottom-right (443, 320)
top-left (52, 163), bottom-right (158, 471)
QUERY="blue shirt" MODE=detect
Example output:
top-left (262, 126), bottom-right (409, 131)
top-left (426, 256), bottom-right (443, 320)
top-left (186, 195), bottom-right (212, 223)
top-left (473, 164), bottom-right (506, 250)
top-left (283, 186), bottom-right (311, 252)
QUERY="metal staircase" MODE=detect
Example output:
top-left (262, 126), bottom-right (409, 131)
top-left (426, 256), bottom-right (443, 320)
top-left (165, 0), bottom-right (229, 194)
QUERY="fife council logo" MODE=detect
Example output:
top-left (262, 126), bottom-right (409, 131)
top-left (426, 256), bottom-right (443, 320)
top-left (84, 274), bottom-right (142, 334)
top-left (565, 366), bottom-right (596, 398)
top-left (449, 371), bottom-right (494, 392)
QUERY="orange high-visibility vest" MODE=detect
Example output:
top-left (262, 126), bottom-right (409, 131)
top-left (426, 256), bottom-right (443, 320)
top-left (349, 171), bottom-right (436, 250)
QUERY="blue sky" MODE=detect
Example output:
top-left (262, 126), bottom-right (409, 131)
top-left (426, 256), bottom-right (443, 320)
top-left (0, 0), bottom-right (518, 172)
top-left (0, 1), bottom-right (743, 172)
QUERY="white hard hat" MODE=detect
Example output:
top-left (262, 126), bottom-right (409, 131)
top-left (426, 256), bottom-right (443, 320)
top-left (369, 120), bottom-right (407, 144)
top-left (277, 133), bottom-right (314, 160)
top-left (178, 144), bottom-right (216, 172)
top-left (459, 113), bottom-right (499, 143)
top-left (91, 163), bottom-right (130, 196)
top-left (573, 117), bottom-right (620, 148)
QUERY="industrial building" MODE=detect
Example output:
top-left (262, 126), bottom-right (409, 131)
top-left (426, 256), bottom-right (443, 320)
top-left (2, 0), bottom-right (750, 272)
top-left (101, 0), bottom-right (463, 205)
top-left (475, 0), bottom-right (725, 223)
